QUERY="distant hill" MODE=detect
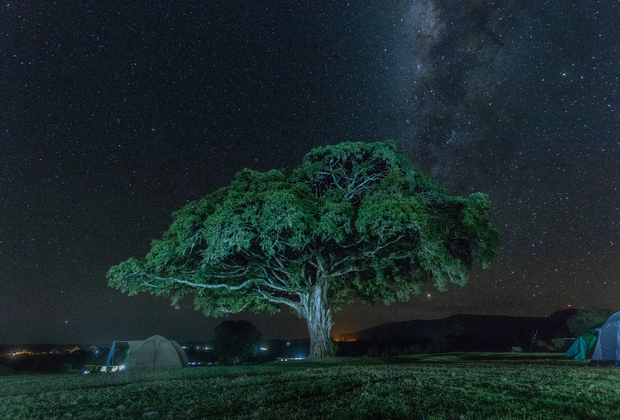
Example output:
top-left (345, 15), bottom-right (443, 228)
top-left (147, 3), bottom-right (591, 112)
top-left (339, 309), bottom-right (578, 352)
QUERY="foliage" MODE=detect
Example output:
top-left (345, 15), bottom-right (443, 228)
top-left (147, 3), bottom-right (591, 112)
top-left (2, 356), bottom-right (620, 419)
top-left (212, 320), bottom-right (262, 365)
top-left (381, 343), bottom-right (398, 357)
top-left (550, 337), bottom-right (567, 352)
top-left (567, 307), bottom-right (615, 337)
top-left (108, 140), bottom-right (501, 357)
top-left (330, 340), bottom-right (339, 355)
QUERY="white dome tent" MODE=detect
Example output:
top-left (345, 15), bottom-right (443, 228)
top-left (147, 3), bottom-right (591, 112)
top-left (105, 335), bottom-right (188, 372)
top-left (591, 312), bottom-right (620, 364)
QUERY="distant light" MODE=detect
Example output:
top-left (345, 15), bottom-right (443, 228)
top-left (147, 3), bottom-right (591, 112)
top-left (286, 342), bottom-right (290, 346)
top-left (260, 347), bottom-right (267, 351)
top-left (196, 346), bottom-right (200, 350)
top-left (204, 347), bottom-right (210, 350)
top-left (120, 365), bottom-right (125, 370)
top-left (83, 371), bottom-right (89, 374)
top-left (100, 366), bottom-right (107, 372)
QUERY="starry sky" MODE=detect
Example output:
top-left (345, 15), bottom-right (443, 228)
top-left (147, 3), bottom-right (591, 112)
top-left (1, 0), bottom-right (619, 345)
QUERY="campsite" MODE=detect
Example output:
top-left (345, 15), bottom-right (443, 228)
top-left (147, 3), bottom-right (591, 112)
top-left (4, 310), bottom-right (620, 418)
top-left (2, 354), bottom-right (620, 419)
top-left (5, 309), bottom-right (620, 419)
top-left (90, 335), bottom-right (189, 373)
top-left (3, 1), bottom-right (619, 417)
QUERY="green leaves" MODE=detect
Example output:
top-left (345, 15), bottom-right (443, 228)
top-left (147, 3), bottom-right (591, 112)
top-left (257, 188), bottom-right (315, 253)
top-left (356, 193), bottom-right (427, 242)
top-left (317, 200), bottom-right (355, 243)
top-left (296, 140), bottom-right (411, 203)
top-left (462, 193), bottom-right (502, 268)
top-left (107, 140), bottom-right (500, 336)
top-left (107, 258), bottom-right (156, 296)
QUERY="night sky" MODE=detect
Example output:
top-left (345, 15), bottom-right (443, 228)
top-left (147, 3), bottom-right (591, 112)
top-left (2, 0), bottom-right (619, 345)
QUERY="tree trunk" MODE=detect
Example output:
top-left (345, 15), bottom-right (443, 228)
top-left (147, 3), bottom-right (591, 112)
top-left (299, 284), bottom-right (334, 358)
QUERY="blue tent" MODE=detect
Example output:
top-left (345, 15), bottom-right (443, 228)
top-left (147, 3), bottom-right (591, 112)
top-left (565, 332), bottom-right (597, 360)
top-left (592, 311), bottom-right (620, 363)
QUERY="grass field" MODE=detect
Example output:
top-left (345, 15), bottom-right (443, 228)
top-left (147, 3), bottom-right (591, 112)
top-left (1, 353), bottom-right (620, 419)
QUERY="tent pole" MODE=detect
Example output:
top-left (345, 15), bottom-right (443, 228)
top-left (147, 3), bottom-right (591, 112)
top-left (105, 341), bottom-right (116, 370)
top-left (529, 329), bottom-right (538, 350)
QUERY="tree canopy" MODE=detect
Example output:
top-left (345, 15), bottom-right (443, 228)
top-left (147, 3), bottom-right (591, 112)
top-left (567, 307), bottom-right (614, 337)
top-left (108, 140), bottom-right (501, 357)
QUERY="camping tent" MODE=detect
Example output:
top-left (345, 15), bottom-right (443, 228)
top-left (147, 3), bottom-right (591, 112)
top-left (106, 335), bottom-right (188, 371)
top-left (591, 312), bottom-right (620, 362)
top-left (565, 332), bottom-right (597, 360)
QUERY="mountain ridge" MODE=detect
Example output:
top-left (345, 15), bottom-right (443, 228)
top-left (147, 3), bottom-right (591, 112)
top-left (338, 309), bottom-right (578, 352)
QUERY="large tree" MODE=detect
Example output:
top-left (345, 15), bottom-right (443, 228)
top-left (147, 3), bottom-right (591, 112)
top-left (108, 140), bottom-right (500, 358)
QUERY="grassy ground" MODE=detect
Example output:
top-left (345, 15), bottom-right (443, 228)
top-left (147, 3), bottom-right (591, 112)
top-left (1, 353), bottom-right (620, 419)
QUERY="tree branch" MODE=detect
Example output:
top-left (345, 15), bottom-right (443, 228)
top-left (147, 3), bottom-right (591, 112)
top-left (152, 276), bottom-right (255, 291)
top-left (329, 266), bottom-right (363, 278)
top-left (257, 288), bottom-right (300, 311)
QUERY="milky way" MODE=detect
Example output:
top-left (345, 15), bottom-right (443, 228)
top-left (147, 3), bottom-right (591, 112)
top-left (1, 1), bottom-right (618, 344)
